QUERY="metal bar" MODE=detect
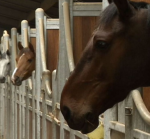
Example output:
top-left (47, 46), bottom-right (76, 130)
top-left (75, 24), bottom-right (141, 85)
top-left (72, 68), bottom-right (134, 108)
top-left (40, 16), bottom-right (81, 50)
top-left (35, 8), bottom-right (42, 139)
top-left (3, 32), bottom-right (10, 53)
top-left (109, 121), bottom-right (125, 133)
top-left (25, 86), bottom-right (29, 139)
top-left (125, 93), bottom-right (133, 139)
top-left (39, 18), bottom-right (47, 71)
top-left (10, 28), bottom-right (18, 139)
top-left (133, 129), bottom-right (150, 139)
top-left (46, 19), bottom-right (59, 29)
top-left (102, 0), bottom-right (109, 10)
top-left (2, 85), bottom-right (4, 138)
top-left (11, 28), bottom-right (17, 69)
top-left (27, 79), bottom-right (32, 91)
top-left (14, 86), bottom-right (17, 139)
top-left (42, 90), bottom-right (47, 139)
top-left (73, 2), bottom-right (102, 16)
top-left (73, 2), bottom-right (102, 10)
top-left (32, 71), bottom-right (35, 139)
top-left (21, 21), bottom-right (29, 139)
top-left (38, 9), bottom-right (52, 98)
top-left (52, 70), bottom-right (57, 139)
top-left (19, 86), bottom-right (22, 139)
top-left (132, 89), bottom-right (150, 125)
top-left (63, 1), bottom-right (75, 72)
top-left (0, 84), bottom-right (3, 138)
top-left (21, 82), bottom-right (25, 139)
top-left (21, 20), bottom-right (29, 48)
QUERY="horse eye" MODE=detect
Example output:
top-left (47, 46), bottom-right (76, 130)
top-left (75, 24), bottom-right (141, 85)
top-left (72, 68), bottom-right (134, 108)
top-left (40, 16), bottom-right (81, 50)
top-left (28, 59), bottom-right (32, 62)
top-left (95, 40), bottom-right (108, 49)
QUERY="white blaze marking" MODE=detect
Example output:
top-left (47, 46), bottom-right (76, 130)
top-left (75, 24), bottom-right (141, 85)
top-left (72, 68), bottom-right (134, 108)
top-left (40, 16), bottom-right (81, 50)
top-left (11, 68), bottom-right (18, 80)
top-left (19, 53), bottom-right (25, 60)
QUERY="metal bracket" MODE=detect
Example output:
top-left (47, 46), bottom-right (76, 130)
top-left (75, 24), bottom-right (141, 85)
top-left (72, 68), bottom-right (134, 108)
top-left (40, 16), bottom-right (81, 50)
top-left (125, 107), bottom-right (133, 116)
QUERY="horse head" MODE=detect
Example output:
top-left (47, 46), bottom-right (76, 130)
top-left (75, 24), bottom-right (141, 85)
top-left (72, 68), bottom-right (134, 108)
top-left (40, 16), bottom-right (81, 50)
top-left (11, 42), bottom-right (35, 86)
top-left (60, 0), bottom-right (150, 134)
top-left (0, 32), bottom-right (11, 83)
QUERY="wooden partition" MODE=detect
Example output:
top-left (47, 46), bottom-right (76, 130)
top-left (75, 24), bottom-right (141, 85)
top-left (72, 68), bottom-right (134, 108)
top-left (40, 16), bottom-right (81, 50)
top-left (73, 16), bottom-right (98, 64)
top-left (30, 37), bottom-right (36, 51)
top-left (46, 29), bottom-right (59, 73)
top-left (143, 87), bottom-right (150, 111)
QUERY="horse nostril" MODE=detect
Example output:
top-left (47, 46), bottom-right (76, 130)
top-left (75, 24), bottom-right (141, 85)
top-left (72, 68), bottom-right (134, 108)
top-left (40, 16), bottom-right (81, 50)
top-left (2, 77), bottom-right (5, 81)
top-left (0, 76), bottom-right (5, 81)
top-left (62, 106), bottom-right (71, 121)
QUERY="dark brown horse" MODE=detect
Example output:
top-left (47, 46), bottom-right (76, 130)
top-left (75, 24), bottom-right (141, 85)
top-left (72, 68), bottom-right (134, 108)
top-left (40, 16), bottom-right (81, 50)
top-left (11, 42), bottom-right (35, 86)
top-left (60, 0), bottom-right (150, 134)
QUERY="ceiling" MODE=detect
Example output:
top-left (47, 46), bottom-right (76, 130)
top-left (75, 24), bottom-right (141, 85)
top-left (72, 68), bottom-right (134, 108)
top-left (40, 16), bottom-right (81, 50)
top-left (1, 0), bottom-right (148, 37)
top-left (0, 0), bottom-right (58, 36)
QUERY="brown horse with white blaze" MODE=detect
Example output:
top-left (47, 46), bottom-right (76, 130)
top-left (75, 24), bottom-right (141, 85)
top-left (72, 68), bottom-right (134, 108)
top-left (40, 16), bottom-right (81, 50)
top-left (11, 42), bottom-right (35, 86)
top-left (60, 0), bottom-right (150, 134)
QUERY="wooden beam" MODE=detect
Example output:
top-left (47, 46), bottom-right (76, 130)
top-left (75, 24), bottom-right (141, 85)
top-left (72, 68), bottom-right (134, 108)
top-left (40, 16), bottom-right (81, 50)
top-left (0, 5), bottom-right (27, 20)
top-left (27, 0), bottom-right (58, 22)
top-left (2, 0), bottom-right (41, 10)
top-left (0, 1), bottom-right (34, 12)
top-left (0, 15), bottom-right (19, 27)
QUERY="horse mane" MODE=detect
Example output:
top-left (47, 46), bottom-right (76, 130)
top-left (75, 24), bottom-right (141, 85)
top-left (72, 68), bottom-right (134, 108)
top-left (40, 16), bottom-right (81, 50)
top-left (99, 1), bottom-right (150, 27)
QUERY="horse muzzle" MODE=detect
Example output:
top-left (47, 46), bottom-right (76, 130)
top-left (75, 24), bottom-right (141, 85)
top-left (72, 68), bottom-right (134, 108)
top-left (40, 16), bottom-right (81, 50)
top-left (11, 76), bottom-right (22, 86)
top-left (61, 106), bottom-right (99, 134)
top-left (0, 76), bottom-right (6, 83)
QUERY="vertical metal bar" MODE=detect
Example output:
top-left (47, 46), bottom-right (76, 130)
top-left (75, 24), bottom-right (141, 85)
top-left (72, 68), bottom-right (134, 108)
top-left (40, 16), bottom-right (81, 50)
top-left (11, 28), bottom-right (17, 68)
top-left (52, 70), bottom-right (56, 139)
top-left (39, 18), bottom-right (47, 71)
top-left (21, 20), bottom-right (29, 139)
top-left (58, 0), bottom-right (67, 103)
top-left (63, 1), bottom-right (75, 138)
top-left (125, 93), bottom-right (133, 139)
top-left (59, 0), bottom-right (67, 138)
top-left (21, 82), bottom-right (25, 139)
top-left (2, 85), bottom-right (4, 138)
top-left (21, 21), bottom-right (28, 139)
top-left (6, 81), bottom-right (10, 139)
top-left (19, 86), bottom-right (22, 139)
top-left (35, 8), bottom-right (42, 139)
top-left (11, 28), bottom-right (18, 139)
top-left (14, 86), bottom-right (17, 139)
top-left (42, 90), bottom-right (47, 139)
top-left (62, 1), bottom-right (75, 72)
top-left (3, 33), bottom-right (9, 139)
top-left (44, 16), bottom-right (47, 61)
top-left (0, 84), bottom-right (3, 138)
top-left (5, 86), bottom-right (7, 138)
top-left (32, 71), bottom-right (35, 139)
top-left (102, 0), bottom-right (109, 10)
top-left (3, 34), bottom-right (8, 139)
top-left (69, 0), bottom-right (74, 40)
top-left (25, 86), bottom-right (29, 139)
top-left (42, 15), bottom-right (47, 139)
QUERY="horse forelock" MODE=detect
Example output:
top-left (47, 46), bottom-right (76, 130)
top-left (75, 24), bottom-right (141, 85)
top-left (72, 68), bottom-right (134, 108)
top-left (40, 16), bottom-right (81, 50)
top-left (99, 1), bottom-right (150, 27)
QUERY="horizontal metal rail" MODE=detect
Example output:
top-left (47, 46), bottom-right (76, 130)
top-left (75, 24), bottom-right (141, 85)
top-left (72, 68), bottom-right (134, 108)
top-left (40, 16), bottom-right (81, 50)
top-left (63, 1), bottom-right (75, 72)
top-left (132, 90), bottom-right (150, 125)
top-left (73, 2), bottom-right (102, 16)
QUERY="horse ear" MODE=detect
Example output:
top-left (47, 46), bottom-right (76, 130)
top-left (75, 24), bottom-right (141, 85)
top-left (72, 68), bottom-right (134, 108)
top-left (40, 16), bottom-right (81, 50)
top-left (113, 0), bottom-right (133, 18)
top-left (6, 50), bottom-right (10, 56)
top-left (28, 42), bottom-right (35, 53)
top-left (18, 42), bottom-right (23, 50)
